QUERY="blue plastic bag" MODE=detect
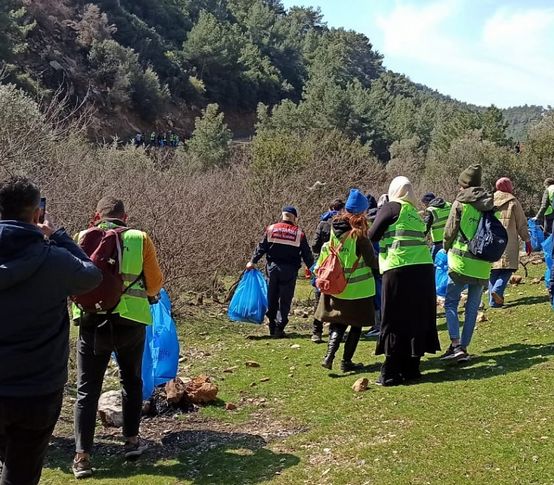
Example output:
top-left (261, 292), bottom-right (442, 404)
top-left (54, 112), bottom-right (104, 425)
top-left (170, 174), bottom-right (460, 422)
top-left (142, 289), bottom-right (180, 400)
top-left (228, 270), bottom-right (268, 324)
top-left (542, 235), bottom-right (553, 291)
top-left (434, 249), bottom-right (449, 297)
top-left (529, 219), bottom-right (545, 251)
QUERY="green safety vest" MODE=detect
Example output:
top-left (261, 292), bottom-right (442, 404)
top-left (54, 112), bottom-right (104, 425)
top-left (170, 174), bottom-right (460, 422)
top-left (317, 231), bottom-right (375, 300)
top-left (379, 201), bottom-right (433, 273)
top-left (546, 186), bottom-right (554, 216)
top-left (427, 202), bottom-right (452, 243)
top-left (73, 223), bottom-right (152, 325)
top-left (447, 203), bottom-right (492, 280)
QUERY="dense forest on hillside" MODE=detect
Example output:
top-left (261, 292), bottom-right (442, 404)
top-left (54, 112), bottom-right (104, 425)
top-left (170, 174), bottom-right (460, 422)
top-left (0, 0), bottom-right (547, 156)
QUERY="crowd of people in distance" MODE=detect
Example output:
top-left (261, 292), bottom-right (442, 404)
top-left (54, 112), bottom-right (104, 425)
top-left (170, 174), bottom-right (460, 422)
top-left (133, 131), bottom-right (181, 148)
top-left (247, 163), bottom-right (538, 386)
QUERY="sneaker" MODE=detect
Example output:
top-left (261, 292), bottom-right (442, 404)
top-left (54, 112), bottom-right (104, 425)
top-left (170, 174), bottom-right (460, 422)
top-left (456, 348), bottom-right (471, 363)
top-left (72, 456), bottom-right (93, 479)
top-left (364, 328), bottom-right (380, 338)
top-left (491, 292), bottom-right (504, 306)
top-left (311, 333), bottom-right (323, 343)
top-left (440, 345), bottom-right (459, 360)
top-left (124, 439), bottom-right (148, 459)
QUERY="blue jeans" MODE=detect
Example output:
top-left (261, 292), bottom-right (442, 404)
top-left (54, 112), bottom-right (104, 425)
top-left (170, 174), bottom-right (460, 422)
top-left (488, 269), bottom-right (514, 307)
top-left (444, 276), bottom-right (484, 349)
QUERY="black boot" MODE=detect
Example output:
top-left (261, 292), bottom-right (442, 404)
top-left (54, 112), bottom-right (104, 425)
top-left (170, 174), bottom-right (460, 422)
top-left (321, 328), bottom-right (343, 369)
top-left (341, 327), bottom-right (363, 372)
top-left (268, 321), bottom-right (276, 337)
top-left (311, 319), bottom-right (323, 343)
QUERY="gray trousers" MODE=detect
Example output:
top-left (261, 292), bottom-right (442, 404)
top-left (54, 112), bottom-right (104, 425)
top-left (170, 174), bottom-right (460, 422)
top-left (74, 315), bottom-right (145, 454)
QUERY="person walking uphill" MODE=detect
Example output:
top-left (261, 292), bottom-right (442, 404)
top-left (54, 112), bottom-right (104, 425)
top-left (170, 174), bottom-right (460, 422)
top-left (316, 189), bottom-right (378, 371)
top-left (72, 197), bottom-right (163, 479)
top-left (422, 192), bottom-right (452, 260)
top-left (247, 207), bottom-right (314, 338)
top-left (368, 177), bottom-right (440, 386)
top-left (0, 177), bottom-right (102, 485)
top-left (534, 178), bottom-right (554, 235)
top-left (311, 198), bottom-right (345, 343)
top-left (489, 178), bottom-right (531, 308)
top-left (442, 164), bottom-right (494, 362)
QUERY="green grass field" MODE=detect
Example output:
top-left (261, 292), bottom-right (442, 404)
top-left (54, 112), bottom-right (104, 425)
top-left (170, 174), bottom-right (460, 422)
top-left (41, 264), bottom-right (554, 485)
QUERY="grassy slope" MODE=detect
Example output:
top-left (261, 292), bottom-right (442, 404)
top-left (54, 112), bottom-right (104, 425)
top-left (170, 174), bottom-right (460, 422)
top-left (42, 264), bottom-right (554, 485)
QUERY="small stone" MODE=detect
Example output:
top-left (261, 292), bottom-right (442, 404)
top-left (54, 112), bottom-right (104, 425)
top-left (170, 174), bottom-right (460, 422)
top-left (352, 377), bottom-right (369, 393)
top-left (260, 377), bottom-right (271, 382)
top-left (477, 312), bottom-right (488, 323)
top-left (225, 403), bottom-right (237, 411)
top-left (509, 275), bottom-right (523, 285)
top-left (290, 344), bottom-right (301, 349)
top-left (223, 366), bottom-right (238, 373)
top-left (288, 374), bottom-right (294, 378)
top-left (245, 361), bottom-right (260, 368)
top-left (250, 382), bottom-right (257, 387)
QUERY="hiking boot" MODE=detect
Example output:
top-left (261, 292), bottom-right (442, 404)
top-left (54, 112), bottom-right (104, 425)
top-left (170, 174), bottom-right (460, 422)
top-left (311, 332), bottom-right (323, 344)
top-left (440, 345), bottom-right (459, 360)
top-left (456, 348), bottom-right (471, 363)
top-left (72, 456), bottom-right (93, 479)
top-left (491, 292), bottom-right (504, 306)
top-left (268, 322), bottom-right (276, 337)
top-left (124, 439), bottom-right (148, 459)
top-left (340, 360), bottom-right (364, 372)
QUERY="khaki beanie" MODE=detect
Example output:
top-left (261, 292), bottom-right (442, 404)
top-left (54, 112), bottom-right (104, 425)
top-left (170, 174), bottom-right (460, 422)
top-left (458, 164), bottom-right (482, 189)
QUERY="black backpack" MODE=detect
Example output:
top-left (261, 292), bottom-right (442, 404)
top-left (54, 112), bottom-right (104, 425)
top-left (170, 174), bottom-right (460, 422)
top-left (460, 210), bottom-right (508, 263)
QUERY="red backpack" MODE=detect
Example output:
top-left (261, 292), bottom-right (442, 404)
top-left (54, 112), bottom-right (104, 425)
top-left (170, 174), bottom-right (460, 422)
top-left (72, 227), bottom-right (129, 313)
top-left (315, 231), bottom-right (359, 295)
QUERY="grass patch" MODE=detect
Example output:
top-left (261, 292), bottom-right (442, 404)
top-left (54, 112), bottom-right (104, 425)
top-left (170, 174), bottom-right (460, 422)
top-left (42, 265), bottom-right (554, 484)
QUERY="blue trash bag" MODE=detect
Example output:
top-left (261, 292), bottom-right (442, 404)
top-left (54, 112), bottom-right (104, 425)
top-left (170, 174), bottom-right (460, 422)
top-left (142, 289), bottom-right (180, 400)
top-left (542, 235), bottom-right (553, 291)
top-left (529, 218), bottom-right (545, 251)
top-left (228, 269), bottom-right (268, 324)
top-left (434, 249), bottom-right (449, 297)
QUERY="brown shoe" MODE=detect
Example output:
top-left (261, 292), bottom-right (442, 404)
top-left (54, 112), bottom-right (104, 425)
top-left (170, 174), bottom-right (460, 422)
top-left (72, 456), bottom-right (93, 479)
top-left (491, 292), bottom-right (504, 306)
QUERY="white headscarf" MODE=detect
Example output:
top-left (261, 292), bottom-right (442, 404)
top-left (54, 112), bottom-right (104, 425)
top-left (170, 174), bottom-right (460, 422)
top-left (388, 176), bottom-right (417, 206)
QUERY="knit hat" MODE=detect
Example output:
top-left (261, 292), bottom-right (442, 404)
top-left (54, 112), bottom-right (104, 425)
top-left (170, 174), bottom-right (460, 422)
top-left (345, 188), bottom-right (369, 215)
top-left (458, 164), bottom-right (482, 189)
top-left (421, 192), bottom-right (436, 205)
top-left (495, 177), bottom-right (513, 194)
top-left (282, 206), bottom-right (298, 217)
top-left (366, 193), bottom-right (378, 210)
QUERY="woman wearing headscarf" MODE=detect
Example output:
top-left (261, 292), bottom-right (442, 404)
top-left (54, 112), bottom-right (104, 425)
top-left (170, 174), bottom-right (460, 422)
top-left (316, 189), bottom-right (378, 372)
top-left (489, 177), bottom-right (531, 307)
top-left (368, 177), bottom-right (440, 386)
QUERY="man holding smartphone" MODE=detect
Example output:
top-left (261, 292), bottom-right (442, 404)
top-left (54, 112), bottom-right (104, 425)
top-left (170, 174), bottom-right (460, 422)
top-left (0, 177), bottom-right (102, 484)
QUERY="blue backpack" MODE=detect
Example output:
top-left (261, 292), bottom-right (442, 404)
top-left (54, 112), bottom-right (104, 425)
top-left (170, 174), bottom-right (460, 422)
top-left (460, 210), bottom-right (508, 263)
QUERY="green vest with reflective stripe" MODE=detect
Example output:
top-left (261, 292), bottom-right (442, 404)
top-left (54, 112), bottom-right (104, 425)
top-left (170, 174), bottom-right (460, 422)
top-left (447, 203), bottom-right (492, 280)
top-left (427, 203), bottom-right (452, 242)
top-left (379, 201), bottom-right (433, 273)
top-left (546, 186), bottom-right (554, 216)
top-left (317, 231), bottom-right (375, 300)
top-left (73, 224), bottom-right (152, 325)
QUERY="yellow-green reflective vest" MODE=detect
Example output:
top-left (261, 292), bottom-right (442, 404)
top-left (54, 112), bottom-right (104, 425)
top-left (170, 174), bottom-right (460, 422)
top-left (316, 231), bottom-right (375, 300)
top-left (73, 225), bottom-right (152, 325)
top-left (546, 186), bottom-right (554, 216)
top-left (427, 202), bottom-right (452, 243)
top-left (447, 203), bottom-right (492, 280)
top-left (379, 201), bottom-right (433, 273)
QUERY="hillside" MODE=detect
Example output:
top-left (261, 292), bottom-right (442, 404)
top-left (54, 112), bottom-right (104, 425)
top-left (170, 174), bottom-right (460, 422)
top-left (0, 0), bottom-right (543, 150)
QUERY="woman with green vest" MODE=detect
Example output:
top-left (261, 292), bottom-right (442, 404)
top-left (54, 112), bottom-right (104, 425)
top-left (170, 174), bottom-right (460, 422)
top-left (422, 192), bottom-right (452, 260)
top-left (442, 164), bottom-right (494, 362)
top-left (534, 178), bottom-right (554, 235)
top-left (368, 177), bottom-right (440, 386)
top-left (316, 189), bottom-right (378, 372)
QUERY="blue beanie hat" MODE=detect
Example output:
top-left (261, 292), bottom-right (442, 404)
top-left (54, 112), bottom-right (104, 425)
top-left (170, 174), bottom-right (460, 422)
top-left (421, 192), bottom-right (436, 205)
top-left (282, 205), bottom-right (298, 217)
top-left (345, 189), bottom-right (369, 215)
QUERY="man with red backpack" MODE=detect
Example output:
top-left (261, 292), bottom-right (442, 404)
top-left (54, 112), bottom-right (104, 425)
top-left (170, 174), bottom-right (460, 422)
top-left (247, 206), bottom-right (314, 338)
top-left (72, 197), bottom-right (163, 479)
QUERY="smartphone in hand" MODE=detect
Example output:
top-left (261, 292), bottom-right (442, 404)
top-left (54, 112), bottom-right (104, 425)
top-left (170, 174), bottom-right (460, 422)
top-left (39, 197), bottom-right (46, 223)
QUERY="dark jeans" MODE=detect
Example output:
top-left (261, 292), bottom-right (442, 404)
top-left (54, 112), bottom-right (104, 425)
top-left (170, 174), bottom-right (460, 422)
top-left (545, 214), bottom-right (554, 235)
top-left (0, 389), bottom-right (63, 485)
top-left (74, 315), bottom-right (146, 454)
top-left (266, 263), bottom-right (298, 330)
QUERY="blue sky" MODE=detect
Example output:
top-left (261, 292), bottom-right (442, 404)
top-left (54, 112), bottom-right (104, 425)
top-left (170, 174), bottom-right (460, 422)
top-left (282, 0), bottom-right (554, 108)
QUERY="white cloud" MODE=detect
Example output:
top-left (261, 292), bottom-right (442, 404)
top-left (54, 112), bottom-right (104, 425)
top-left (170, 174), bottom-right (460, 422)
top-left (375, 1), bottom-right (554, 107)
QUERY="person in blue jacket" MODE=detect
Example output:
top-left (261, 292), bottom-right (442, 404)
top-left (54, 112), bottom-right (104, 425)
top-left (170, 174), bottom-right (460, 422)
top-left (0, 176), bottom-right (102, 485)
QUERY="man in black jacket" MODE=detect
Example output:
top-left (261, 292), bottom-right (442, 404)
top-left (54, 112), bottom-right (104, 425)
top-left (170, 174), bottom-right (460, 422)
top-left (0, 177), bottom-right (102, 485)
top-left (247, 206), bottom-right (314, 338)
top-left (310, 199), bottom-right (345, 343)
